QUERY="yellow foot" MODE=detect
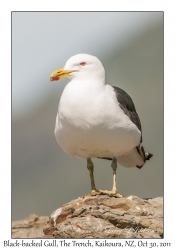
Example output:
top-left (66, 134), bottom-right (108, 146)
top-left (85, 189), bottom-right (123, 198)
top-left (99, 189), bottom-right (123, 198)
top-left (85, 189), bottom-right (102, 197)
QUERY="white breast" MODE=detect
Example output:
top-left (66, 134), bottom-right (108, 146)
top-left (55, 81), bottom-right (141, 159)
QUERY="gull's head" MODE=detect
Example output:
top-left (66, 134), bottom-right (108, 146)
top-left (50, 54), bottom-right (105, 82)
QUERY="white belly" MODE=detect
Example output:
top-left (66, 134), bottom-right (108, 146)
top-left (54, 83), bottom-right (141, 159)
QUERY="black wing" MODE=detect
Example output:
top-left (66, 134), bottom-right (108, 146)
top-left (113, 86), bottom-right (142, 142)
top-left (98, 86), bottom-right (153, 167)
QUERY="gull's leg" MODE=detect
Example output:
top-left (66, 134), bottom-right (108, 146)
top-left (86, 158), bottom-right (100, 196)
top-left (99, 157), bottom-right (123, 198)
top-left (110, 157), bottom-right (123, 197)
top-left (87, 157), bottom-right (96, 191)
top-left (111, 157), bottom-right (118, 192)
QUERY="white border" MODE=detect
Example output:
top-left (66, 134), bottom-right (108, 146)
top-left (1, 0), bottom-right (175, 247)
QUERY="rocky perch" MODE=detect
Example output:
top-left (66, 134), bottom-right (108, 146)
top-left (12, 195), bottom-right (163, 238)
top-left (43, 195), bottom-right (163, 239)
top-left (12, 214), bottom-right (49, 238)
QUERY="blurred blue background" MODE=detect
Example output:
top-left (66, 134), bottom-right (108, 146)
top-left (12, 12), bottom-right (163, 220)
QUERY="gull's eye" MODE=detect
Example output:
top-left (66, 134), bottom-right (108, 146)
top-left (80, 62), bottom-right (86, 66)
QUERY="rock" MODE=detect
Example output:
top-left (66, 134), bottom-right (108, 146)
top-left (12, 214), bottom-right (49, 238)
top-left (43, 195), bottom-right (163, 238)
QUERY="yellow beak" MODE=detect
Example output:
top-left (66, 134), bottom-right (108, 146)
top-left (50, 68), bottom-right (76, 81)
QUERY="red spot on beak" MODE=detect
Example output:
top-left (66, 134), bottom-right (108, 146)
top-left (53, 76), bottom-right (60, 81)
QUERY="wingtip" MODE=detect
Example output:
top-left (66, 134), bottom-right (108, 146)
top-left (136, 152), bottom-right (153, 169)
top-left (145, 153), bottom-right (153, 160)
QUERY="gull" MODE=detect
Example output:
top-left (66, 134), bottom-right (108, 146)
top-left (50, 54), bottom-right (153, 197)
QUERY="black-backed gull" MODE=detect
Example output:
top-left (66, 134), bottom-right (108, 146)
top-left (50, 54), bottom-right (153, 197)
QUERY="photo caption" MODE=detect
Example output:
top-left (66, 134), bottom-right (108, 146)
top-left (3, 239), bottom-right (172, 248)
